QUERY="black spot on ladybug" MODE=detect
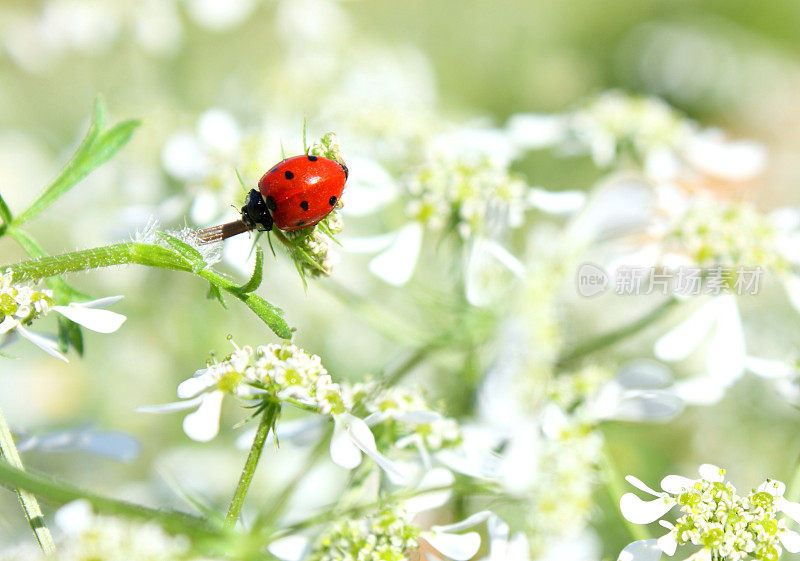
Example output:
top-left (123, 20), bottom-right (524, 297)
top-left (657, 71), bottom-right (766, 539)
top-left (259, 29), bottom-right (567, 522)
top-left (300, 200), bottom-right (309, 211)
top-left (285, 170), bottom-right (294, 180)
top-left (265, 196), bottom-right (277, 211)
top-left (329, 196), bottom-right (337, 206)
top-left (307, 155), bottom-right (318, 161)
top-left (296, 220), bottom-right (305, 227)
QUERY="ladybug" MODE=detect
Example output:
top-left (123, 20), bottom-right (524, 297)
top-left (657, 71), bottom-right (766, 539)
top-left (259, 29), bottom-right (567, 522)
top-left (197, 154), bottom-right (348, 243)
top-left (258, 155), bottom-right (348, 231)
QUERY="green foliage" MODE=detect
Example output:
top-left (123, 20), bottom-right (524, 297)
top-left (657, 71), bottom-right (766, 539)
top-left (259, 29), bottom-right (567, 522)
top-left (11, 96), bottom-right (140, 227)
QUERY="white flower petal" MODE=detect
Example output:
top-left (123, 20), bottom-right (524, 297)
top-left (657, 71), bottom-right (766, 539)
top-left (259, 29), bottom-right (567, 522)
top-left (395, 410), bottom-right (442, 425)
top-left (182, 391), bottom-right (224, 442)
top-left (506, 113), bottom-right (566, 150)
top-left (52, 304), bottom-right (126, 333)
top-left (757, 479), bottom-right (786, 497)
top-left (368, 222), bottom-right (423, 286)
top-left (660, 475), bottom-right (695, 494)
top-left (779, 499), bottom-right (800, 524)
top-left (267, 535), bottom-right (311, 561)
top-left (654, 301), bottom-right (719, 362)
top-left (432, 510), bottom-right (492, 533)
top-left (685, 132), bottom-right (766, 181)
top-left (177, 371), bottom-right (217, 398)
top-left (706, 296), bottom-right (744, 382)
top-left (342, 415), bottom-right (406, 484)
top-left (617, 360), bottom-right (673, 389)
top-left (16, 326), bottom-right (68, 362)
top-left (404, 468), bottom-right (455, 514)
top-left (656, 531), bottom-right (677, 556)
top-left (330, 417), bottom-right (363, 470)
top-left (617, 539), bottom-right (662, 561)
top-left (625, 475), bottom-right (663, 497)
top-left (608, 391), bottom-right (684, 423)
top-left (670, 377), bottom-right (728, 406)
top-left (527, 187), bottom-right (586, 215)
top-left (136, 397), bottom-right (203, 414)
top-left (780, 529), bottom-right (800, 553)
top-left (698, 464), bottom-right (724, 482)
top-left (55, 500), bottom-right (93, 536)
top-left (424, 531), bottom-right (482, 561)
top-left (339, 156), bottom-right (400, 216)
top-left (77, 296), bottom-right (124, 309)
top-left (620, 493), bottom-right (672, 524)
top-left (745, 356), bottom-right (796, 379)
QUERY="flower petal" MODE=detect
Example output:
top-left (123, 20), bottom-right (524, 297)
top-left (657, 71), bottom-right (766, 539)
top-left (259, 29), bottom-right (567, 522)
top-left (368, 222), bottom-right (423, 286)
top-left (76, 296), bottom-right (124, 309)
top-left (432, 510), bottom-right (492, 533)
top-left (16, 326), bottom-right (68, 362)
top-left (698, 464), bottom-right (724, 482)
top-left (620, 493), bottom-right (672, 524)
top-left (527, 187), bottom-right (586, 215)
top-left (52, 305), bottom-right (126, 334)
top-left (177, 371), bottom-right (217, 398)
top-left (745, 356), bottom-right (796, 379)
top-left (656, 531), bottom-right (677, 556)
top-left (182, 391), bottom-right (224, 442)
top-left (758, 479), bottom-right (786, 497)
top-left (706, 296), bottom-right (744, 382)
top-left (779, 498), bottom-right (800, 524)
top-left (54, 500), bottom-right (93, 536)
top-left (780, 529), bottom-right (800, 553)
top-left (330, 417), bottom-right (363, 469)
top-left (395, 410), bottom-right (442, 425)
top-left (660, 475), bottom-right (695, 494)
top-left (136, 397), bottom-right (203, 414)
top-left (424, 531), bottom-right (481, 561)
top-left (267, 535), bottom-right (311, 561)
top-left (608, 390), bottom-right (684, 423)
top-left (617, 539), bottom-right (662, 561)
top-left (654, 301), bottom-right (718, 362)
top-left (341, 415), bottom-right (406, 484)
top-left (404, 468), bottom-right (455, 514)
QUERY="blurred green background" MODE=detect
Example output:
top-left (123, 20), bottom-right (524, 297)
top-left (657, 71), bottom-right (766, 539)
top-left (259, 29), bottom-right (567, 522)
top-left (3, 1), bottom-right (800, 557)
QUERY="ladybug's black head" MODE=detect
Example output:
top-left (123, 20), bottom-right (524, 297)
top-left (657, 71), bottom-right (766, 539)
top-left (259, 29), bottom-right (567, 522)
top-left (241, 189), bottom-right (273, 232)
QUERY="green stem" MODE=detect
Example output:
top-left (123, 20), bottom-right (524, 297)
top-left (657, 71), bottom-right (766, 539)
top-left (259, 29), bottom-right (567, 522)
top-left (225, 403), bottom-right (281, 529)
top-left (556, 297), bottom-right (679, 368)
top-left (0, 408), bottom-right (56, 554)
top-left (599, 447), bottom-right (649, 542)
top-left (0, 461), bottom-right (213, 537)
top-left (2, 242), bottom-right (192, 283)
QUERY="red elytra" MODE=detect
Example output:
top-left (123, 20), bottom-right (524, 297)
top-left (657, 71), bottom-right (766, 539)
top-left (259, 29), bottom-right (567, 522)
top-left (258, 155), bottom-right (347, 231)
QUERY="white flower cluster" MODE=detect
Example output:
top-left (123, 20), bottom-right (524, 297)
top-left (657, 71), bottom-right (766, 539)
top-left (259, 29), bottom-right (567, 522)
top-left (345, 382), bottom-right (461, 451)
top-left (405, 155), bottom-right (527, 239)
top-left (0, 271), bottom-right (126, 361)
top-left (666, 198), bottom-right (783, 271)
top-left (620, 464), bottom-right (800, 561)
top-left (0, 501), bottom-right (221, 561)
top-left (308, 505), bottom-right (420, 561)
top-left (0, 271), bottom-right (54, 330)
top-left (151, 340), bottom-right (347, 442)
top-left (568, 90), bottom-right (693, 168)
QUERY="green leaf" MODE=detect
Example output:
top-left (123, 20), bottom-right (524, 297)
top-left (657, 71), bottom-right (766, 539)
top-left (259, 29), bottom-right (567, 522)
top-left (156, 232), bottom-right (206, 272)
top-left (0, 192), bottom-right (12, 226)
top-left (234, 245), bottom-right (263, 294)
top-left (206, 283), bottom-right (226, 308)
top-left (57, 316), bottom-right (84, 356)
top-left (199, 269), bottom-right (292, 339)
top-left (0, 461), bottom-right (216, 538)
top-left (13, 96), bottom-right (140, 226)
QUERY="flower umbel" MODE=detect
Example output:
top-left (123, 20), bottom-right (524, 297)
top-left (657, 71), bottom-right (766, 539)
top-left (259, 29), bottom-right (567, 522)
top-left (619, 464), bottom-right (800, 561)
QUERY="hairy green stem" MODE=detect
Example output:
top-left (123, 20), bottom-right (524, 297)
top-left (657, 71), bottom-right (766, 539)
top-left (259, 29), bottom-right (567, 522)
top-left (556, 297), bottom-right (679, 368)
top-left (225, 404), bottom-right (281, 528)
top-left (0, 408), bottom-right (56, 554)
top-left (2, 242), bottom-right (192, 282)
